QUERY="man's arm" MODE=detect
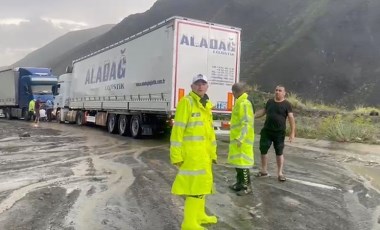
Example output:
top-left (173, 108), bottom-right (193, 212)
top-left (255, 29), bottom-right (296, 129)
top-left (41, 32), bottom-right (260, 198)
top-left (288, 112), bottom-right (296, 142)
top-left (255, 108), bottom-right (266, 118)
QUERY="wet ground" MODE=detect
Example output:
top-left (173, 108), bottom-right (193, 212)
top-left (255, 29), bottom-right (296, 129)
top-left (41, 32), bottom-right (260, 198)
top-left (0, 120), bottom-right (379, 230)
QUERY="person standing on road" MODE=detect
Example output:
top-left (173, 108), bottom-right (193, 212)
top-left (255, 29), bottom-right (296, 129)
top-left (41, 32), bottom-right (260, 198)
top-left (28, 99), bottom-right (35, 121)
top-left (34, 97), bottom-right (42, 124)
top-left (255, 85), bottom-right (296, 182)
top-left (170, 74), bottom-right (218, 230)
top-left (228, 82), bottom-right (255, 196)
top-left (45, 99), bottom-right (53, 121)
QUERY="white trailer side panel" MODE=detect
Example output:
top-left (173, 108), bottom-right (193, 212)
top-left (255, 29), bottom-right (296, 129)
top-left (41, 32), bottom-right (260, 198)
top-left (70, 21), bottom-right (175, 112)
top-left (0, 69), bottom-right (18, 106)
top-left (173, 19), bottom-right (241, 113)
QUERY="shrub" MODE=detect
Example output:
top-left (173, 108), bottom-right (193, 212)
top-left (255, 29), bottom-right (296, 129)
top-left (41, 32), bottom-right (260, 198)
top-left (318, 115), bottom-right (376, 143)
top-left (287, 92), bottom-right (306, 110)
top-left (288, 117), bottom-right (319, 139)
top-left (353, 105), bottom-right (380, 115)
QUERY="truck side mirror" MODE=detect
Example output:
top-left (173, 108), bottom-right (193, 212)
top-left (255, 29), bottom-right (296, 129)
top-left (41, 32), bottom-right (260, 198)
top-left (52, 85), bottom-right (57, 95)
top-left (52, 85), bottom-right (60, 95)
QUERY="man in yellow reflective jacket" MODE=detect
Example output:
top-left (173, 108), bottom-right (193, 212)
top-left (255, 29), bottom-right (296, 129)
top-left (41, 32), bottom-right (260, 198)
top-left (170, 74), bottom-right (217, 230)
top-left (28, 99), bottom-right (36, 121)
top-left (228, 82), bottom-right (255, 196)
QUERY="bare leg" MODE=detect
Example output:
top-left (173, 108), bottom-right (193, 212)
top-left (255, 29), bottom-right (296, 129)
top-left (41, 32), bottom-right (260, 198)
top-left (276, 155), bottom-right (284, 176)
top-left (260, 154), bottom-right (268, 173)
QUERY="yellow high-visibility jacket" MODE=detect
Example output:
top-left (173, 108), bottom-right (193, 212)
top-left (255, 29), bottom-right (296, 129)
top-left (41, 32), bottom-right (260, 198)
top-left (28, 100), bottom-right (35, 112)
top-left (228, 93), bottom-right (255, 168)
top-left (170, 91), bottom-right (217, 195)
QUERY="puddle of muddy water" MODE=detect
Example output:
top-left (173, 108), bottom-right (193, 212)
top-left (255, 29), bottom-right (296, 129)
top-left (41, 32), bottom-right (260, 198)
top-left (348, 165), bottom-right (380, 193)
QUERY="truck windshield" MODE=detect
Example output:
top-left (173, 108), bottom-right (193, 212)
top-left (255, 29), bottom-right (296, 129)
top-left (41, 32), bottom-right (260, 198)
top-left (31, 85), bottom-right (53, 95)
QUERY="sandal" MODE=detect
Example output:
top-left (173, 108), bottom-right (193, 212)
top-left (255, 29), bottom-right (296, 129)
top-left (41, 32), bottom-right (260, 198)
top-left (278, 175), bottom-right (286, 182)
top-left (255, 172), bottom-right (269, 177)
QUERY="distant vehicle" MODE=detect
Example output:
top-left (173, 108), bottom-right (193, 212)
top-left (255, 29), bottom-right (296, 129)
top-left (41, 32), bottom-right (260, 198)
top-left (54, 16), bottom-right (241, 138)
top-left (0, 67), bottom-right (58, 120)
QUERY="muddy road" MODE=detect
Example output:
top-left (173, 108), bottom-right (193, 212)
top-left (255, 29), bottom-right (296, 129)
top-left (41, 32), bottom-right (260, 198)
top-left (0, 120), bottom-right (379, 230)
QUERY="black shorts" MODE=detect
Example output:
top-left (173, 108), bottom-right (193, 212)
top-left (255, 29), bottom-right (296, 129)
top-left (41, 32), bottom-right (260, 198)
top-left (259, 129), bottom-right (285, 156)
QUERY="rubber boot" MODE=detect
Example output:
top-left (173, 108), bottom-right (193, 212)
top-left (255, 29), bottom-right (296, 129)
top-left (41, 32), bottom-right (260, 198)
top-left (229, 168), bottom-right (243, 191)
top-left (181, 197), bottom-right (205, 230)
top-left (236, 169), bottom-right (252, 196)
top-left (198, 196), bottom-right (217, 224)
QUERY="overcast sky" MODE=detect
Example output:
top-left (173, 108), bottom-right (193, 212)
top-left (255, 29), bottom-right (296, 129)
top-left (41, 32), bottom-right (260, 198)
top-left (0, 0), bottom-right (157, 66)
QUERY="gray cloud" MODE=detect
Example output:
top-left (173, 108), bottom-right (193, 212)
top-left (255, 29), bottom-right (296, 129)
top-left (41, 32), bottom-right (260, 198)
top-left (0, 0), bottom-right (157, 66)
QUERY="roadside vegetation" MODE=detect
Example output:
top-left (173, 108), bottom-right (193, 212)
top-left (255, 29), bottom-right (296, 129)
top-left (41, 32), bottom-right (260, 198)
top-left (249, 89), bottom-right (380, 144)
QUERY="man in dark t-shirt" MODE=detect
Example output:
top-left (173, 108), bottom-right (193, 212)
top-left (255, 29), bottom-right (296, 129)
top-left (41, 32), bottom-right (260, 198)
top-left (255, 85), bottom-right (296, 182)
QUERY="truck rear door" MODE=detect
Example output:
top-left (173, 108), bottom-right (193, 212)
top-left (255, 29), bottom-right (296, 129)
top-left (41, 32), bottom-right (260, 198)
top-left (172, 18), bottom-right (241, 114)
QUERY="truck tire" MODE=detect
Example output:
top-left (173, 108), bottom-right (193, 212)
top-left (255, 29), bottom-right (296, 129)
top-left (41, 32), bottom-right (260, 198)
top-left (118, 115), bottom-right (130, 136)
top-left (107, 113), bottom-right (118, 134)
top-left (76, 111), bottom-right (84, 125)
top-left (130, 115), bottom-right (142, 139)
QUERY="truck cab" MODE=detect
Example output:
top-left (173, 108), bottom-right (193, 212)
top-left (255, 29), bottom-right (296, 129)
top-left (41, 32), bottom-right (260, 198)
top-left (18, 68), bottom-right (57, 107)
top-left (3, 67), bottom-right (58, 119)
top-left (53, 72), bottom-right (73, 122)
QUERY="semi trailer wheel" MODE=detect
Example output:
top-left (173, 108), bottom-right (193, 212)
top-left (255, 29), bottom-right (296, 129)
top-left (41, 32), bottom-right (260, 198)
top-left (118, 115), bottom-right (130, 136)
top-left (130, 115), bottom-right (142, 138)
top-left (107, 113), bottom-right (118, 134)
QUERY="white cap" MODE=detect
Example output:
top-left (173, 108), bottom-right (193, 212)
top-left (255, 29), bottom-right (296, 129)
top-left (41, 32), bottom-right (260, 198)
top-left (192, 74), bottom-right (208, 84)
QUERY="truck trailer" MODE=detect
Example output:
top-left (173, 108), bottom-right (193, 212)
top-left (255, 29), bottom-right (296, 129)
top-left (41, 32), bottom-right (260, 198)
top-left (54, 16), bottom-right (241, 138)
top-left (0, 67), bottom-right (58, 120)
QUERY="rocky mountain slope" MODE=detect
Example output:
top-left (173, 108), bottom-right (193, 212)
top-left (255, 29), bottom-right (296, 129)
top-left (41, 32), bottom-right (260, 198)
top-left (14, 0), bottom-right (380, 106)
top-left (13, 24), bottom-right (113, 69)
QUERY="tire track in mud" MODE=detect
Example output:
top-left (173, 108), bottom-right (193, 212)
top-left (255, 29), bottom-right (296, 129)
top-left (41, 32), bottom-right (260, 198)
top-left (0, 130), bottom-right (90, 214)
top-left (0, 120), bottom-right (168, 229)
top-left (211, 138), bottom-right (380, 230)
top-left (64, 132), bottom-right (167, 230)
top-left (0, 175), bottom-right (108, 214)
top-left (3, 121), bottom-right (378, 229)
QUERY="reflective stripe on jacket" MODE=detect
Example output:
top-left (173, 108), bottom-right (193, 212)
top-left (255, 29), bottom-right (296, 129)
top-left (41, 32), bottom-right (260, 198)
top-left (228, 93), bottom-right (255, 168)
top-left (170, 91), bottom-right (217, 195)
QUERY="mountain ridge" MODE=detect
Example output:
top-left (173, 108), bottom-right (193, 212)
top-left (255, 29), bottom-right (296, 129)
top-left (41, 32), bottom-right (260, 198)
top-left (13, 0), bottom-right (380, 106)
top-left (13, 24), bottom-right (114, 69)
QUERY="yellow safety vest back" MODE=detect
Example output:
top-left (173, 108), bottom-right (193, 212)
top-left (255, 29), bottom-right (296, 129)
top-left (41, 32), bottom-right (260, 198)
top-left (228, 93), bottom-right (255, 168)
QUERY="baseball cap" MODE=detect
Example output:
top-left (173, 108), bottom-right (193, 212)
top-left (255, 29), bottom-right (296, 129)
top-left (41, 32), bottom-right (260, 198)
top-left (192, 74), bottom-right (208, 84)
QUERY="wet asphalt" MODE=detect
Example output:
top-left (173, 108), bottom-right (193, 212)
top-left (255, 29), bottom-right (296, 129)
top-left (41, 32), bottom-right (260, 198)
top-left (0, 119), bottom-right (379, 230)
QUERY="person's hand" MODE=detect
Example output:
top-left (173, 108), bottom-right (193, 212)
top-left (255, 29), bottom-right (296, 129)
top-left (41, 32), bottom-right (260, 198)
top-left (174, 162), bottom-right (183, 168)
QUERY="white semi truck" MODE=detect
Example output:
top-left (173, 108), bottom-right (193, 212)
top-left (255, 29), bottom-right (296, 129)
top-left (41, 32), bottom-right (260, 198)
top-left (54, 16), bottom-right (241, 138)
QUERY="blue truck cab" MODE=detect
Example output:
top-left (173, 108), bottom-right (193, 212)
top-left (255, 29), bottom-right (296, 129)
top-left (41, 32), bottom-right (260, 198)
top-left (0, 67), bottom-right (58, 120)
top-left (18, 67), bottom-right (58, 110)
